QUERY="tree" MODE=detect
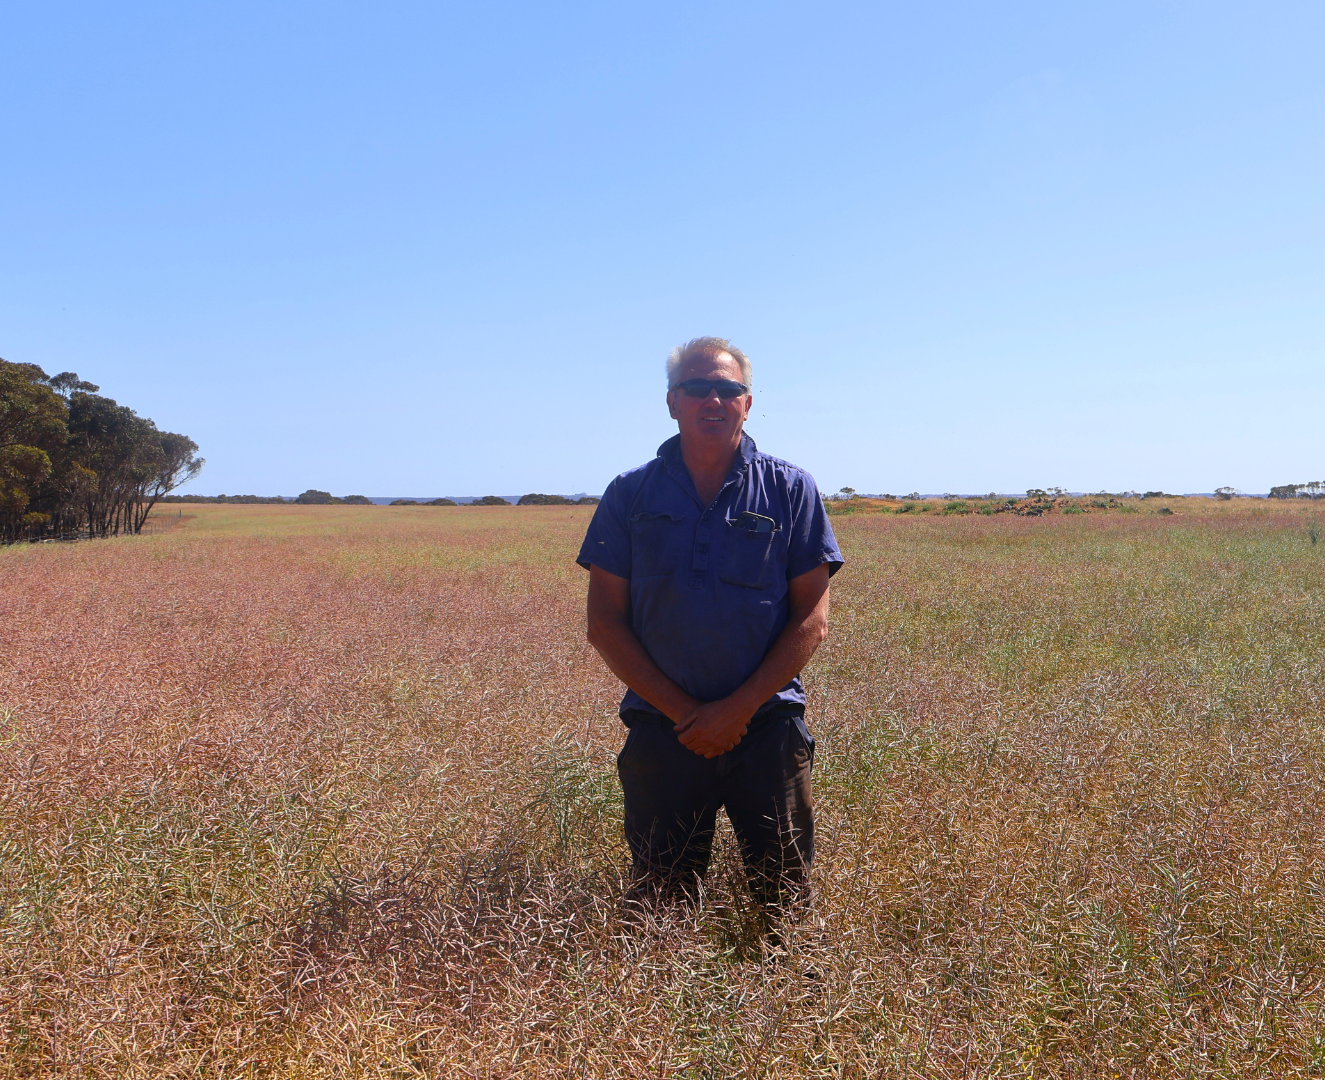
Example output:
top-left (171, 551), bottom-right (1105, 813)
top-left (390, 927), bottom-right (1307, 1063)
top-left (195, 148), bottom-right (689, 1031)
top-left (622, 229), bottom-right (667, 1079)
top-left (518, 493), bottom-right (572, 505)
top-left (427, 498), bottom-right (457, 506)
top-left (0, 445), bottom-right (54, 524)
top-left (65, 392), bottom-right (170, 537)
top-left (296, 489), bottom-right (336, 504)
top-left (47, 372), bottom-right (100, 397)
top-left (0, 360), bottom-right (201, 542)
top-left (342, 495), bottom-right (373, 505)
top-left (473, 495), bottom-right (509, 506)
top-left (0, 360), bottom-right (68, 540)
top-left (1214, 486), bottom-right (1238, 500)
top-left (130, 431), bottom-right (203, 532)
top-left (389, 499), bottom-right (418, 506)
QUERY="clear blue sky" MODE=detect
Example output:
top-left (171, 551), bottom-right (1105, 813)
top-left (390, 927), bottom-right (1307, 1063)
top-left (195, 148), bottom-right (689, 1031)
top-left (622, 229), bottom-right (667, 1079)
top-left (4, 2), bottom-right (1322, 496)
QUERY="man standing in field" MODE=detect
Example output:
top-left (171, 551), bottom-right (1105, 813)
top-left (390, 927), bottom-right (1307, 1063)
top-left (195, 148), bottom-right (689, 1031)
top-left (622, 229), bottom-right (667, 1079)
top-left (578, 337), bottom-right (842, 930)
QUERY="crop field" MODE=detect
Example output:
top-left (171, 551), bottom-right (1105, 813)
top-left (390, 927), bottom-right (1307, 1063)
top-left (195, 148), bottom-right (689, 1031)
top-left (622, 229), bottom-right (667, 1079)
top-left (4, 499), bottom-right (1325, 1078)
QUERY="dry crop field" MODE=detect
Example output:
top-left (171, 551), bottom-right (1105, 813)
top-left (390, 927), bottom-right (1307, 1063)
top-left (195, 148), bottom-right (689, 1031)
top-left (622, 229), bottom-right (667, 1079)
top-left (4, 500), bottom-right (1325, 1078)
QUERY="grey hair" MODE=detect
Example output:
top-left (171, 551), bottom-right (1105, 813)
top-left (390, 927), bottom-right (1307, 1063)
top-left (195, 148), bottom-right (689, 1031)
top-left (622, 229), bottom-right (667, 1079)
top-left (665, 337), bottom-right (753, 390)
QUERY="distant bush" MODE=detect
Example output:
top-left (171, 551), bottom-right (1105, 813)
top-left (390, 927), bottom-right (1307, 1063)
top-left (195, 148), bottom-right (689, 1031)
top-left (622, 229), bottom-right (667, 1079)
top-left (341, 495), bottom-right (372, 505)
top-left (296, 490), bottom-right (337, 505)
top-left (1271, 482), bottom-right (1323, 500)
top-left (427, 498), bottom-right (457, 506)
top-left (473, 496), bottom-right (509, 506)
top-left (389, 499), bottom-right (418, 506)
top-left (518, 493), bottom-right (573, 505)
top-left (575, 496), bottom-right (600, 505)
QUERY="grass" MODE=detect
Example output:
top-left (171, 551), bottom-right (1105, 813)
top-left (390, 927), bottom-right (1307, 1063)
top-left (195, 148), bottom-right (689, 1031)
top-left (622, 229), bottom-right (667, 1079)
top-left (3, 500), bottom-right (1325, 1077)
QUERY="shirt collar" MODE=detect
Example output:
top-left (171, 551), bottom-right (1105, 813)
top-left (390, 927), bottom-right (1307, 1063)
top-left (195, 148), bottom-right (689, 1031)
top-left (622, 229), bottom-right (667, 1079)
top-left (657, 432), bottom-right (758, 501)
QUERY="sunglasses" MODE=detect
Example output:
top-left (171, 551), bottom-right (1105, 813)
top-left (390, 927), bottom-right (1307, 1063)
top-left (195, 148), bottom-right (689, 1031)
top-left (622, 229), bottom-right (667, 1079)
top-left (673, 378), bottom-right (749, 400)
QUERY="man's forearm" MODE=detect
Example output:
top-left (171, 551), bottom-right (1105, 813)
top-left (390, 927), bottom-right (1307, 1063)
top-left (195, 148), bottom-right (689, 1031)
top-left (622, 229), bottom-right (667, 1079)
top-left (587, 613), bottom-right (698, 723)
top-left (723, 603), bottom-right (829, 719)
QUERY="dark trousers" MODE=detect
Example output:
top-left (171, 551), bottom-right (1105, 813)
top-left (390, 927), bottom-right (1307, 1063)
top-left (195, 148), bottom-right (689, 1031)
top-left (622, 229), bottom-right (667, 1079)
top-left (617, 708), bottom-right (815, 916)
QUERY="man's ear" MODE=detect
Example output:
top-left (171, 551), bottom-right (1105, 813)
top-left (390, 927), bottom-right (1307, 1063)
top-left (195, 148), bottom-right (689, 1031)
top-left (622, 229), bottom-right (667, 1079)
top-left (667, 390), bottom-right (679, 419)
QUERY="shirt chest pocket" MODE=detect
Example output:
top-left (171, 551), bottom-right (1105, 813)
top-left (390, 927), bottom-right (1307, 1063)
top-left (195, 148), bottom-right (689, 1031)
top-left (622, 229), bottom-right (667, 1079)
top-left (629, 511), bottom-right (684, 578)
top-left (720, 519), bottom-right (782, 590)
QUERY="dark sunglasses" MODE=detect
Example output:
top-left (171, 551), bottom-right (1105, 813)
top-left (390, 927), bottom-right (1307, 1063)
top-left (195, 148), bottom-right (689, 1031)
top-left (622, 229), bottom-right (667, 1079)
top-left (673, 378), bottom-right (749, 400)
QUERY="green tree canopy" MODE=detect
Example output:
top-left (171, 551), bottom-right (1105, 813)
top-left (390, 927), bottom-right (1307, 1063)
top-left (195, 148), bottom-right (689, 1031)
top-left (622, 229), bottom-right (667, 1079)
top-left (0, 360), bottom-right (68, 538)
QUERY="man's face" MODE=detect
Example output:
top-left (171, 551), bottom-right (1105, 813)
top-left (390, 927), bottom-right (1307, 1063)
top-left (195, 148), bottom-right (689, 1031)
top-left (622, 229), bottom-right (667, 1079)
top-left (666, 350), bottom-right (752, 449)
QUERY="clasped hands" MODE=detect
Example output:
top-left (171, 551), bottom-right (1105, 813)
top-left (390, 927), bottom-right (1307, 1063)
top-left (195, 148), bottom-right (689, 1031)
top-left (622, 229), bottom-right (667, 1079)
top-left (673, 697), bottom-right (756, 759)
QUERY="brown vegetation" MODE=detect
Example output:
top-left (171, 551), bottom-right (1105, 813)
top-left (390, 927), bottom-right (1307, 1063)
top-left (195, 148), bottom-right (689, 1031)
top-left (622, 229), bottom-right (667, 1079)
top-left (3, 500), bottom-right (1325, 1077)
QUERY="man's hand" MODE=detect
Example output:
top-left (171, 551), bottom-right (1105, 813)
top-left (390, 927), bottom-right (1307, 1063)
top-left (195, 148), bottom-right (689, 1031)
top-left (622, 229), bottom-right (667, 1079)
top-left (675, 698), bottom-right (755, 759)
top-left (588, 561), bottom-right (832, 760)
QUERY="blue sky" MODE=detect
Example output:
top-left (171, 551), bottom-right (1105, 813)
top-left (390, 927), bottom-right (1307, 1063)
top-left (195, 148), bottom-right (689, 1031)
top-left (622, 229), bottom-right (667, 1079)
top-left (3, 1), bottom-right (1322, 496)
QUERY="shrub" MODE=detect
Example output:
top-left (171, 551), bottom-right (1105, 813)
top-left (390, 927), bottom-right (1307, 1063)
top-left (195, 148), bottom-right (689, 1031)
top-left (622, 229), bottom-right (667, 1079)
top-left (295, 489), bottom-right (336, 504)
top-left (341, 495), bottom-right (373, 505)
top-left (427, 498), bottom-right (457, 506)
top-left (389, 499), bottom-right (418, 506)
top-left (473, 495), bottom-right (510, 506)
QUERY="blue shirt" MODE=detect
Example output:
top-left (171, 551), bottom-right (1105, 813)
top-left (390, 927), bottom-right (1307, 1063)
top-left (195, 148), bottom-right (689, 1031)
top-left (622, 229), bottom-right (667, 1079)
top-left (577, 432), bottom-right (843, 720)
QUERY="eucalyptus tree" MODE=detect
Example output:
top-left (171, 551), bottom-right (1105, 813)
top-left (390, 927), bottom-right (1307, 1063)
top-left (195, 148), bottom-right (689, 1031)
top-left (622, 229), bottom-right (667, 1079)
top-left (0, 359), bottom-right (68, 540)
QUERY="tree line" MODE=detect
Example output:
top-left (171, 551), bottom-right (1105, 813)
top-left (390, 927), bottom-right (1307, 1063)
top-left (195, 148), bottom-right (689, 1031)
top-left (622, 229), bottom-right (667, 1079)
top-left (1, 359), bottom-right (202, 543)
top-left (157, 490), bottom-right (602, 506)
top-left (1270, 482), bottom-right (1325, 499)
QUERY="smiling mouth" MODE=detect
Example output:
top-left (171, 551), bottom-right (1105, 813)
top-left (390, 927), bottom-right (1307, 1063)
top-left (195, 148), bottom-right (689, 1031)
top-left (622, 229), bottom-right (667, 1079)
top-left (701, 415), bottom-right (726, 422)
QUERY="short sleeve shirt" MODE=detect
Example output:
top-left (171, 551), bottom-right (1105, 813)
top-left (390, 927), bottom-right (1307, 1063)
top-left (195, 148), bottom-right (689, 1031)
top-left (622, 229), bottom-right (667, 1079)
top-left (577, 433), bottom-right (843, 720)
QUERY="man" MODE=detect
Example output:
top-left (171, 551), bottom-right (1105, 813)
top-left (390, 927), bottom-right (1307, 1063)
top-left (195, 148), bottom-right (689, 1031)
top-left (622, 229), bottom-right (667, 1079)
top-left (577, 337), bottom-right (843, 926)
